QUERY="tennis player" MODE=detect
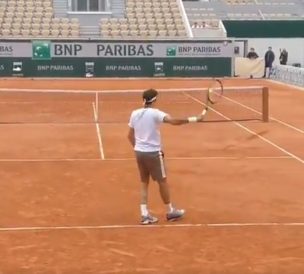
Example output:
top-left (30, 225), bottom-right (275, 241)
top-left (128, 88), bottom-right (204, 225)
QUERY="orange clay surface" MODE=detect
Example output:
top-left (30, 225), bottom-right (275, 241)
top-left (0, 78), bottom-right (304, 274)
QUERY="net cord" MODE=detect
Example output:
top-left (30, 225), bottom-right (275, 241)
top-left (0, 86), bottom-right (264, 94)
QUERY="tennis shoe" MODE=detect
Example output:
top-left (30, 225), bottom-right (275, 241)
top-left (141, 214), bottom-right (158, 225)
top-left (166, 208), bottom-right (185, 222)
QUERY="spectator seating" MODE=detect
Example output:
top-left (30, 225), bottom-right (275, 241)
top-left (0, 0), bottom-right (80, 38)
top-left (100, 0), bottom-right (188, 38)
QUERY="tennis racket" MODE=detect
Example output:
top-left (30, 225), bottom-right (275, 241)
top-left (201, 78), bottom-right (224, 117)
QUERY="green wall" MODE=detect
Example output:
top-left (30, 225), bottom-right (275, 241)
top-left (0, 58), bottom-right (232, 77)
top-left (223, 20), bottom-right (304, 38)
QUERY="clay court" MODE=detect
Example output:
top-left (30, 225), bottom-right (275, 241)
top-left (0, 78), bottom-right (304, 274)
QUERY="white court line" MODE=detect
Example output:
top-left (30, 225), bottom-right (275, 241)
top-left (1, 222), bottom-right (304, 232)
top-left (221, 91), bottom-right (304, 134)
top-left (105, 156), bottom-right (291, 161)
top-left (92, 102), bottom-right (105, 160)
top-left (184, 93), bottom-right (304, 165)
top-left (0, 156), bottom-right (292, 162)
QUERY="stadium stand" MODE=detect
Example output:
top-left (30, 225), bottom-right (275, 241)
top-left (99, 0), bottom-right (189, 38)
top-left (226, 0), bottom-right (255, 4)
top-left (0, 0), bottom-right (302, 39)
top-left (183, 0), bottom-right (303, 21)
top-left (0, 0), bottom-right (80, 38)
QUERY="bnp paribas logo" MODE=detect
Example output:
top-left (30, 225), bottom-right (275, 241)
top-left (32, 41), bottom-right (51, 60)
top-left (166, 46), bottom-right (177, 57)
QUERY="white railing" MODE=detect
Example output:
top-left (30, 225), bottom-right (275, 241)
top-left (219, 20), bottom-right (227, 37)
top-left (270, 64), bottom-right (304, 88)
top-left (177, 0), bottom-right (193, 38)
top-left (106, 0), bottom-right (111, 10)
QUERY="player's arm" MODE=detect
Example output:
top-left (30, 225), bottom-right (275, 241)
top-left (127, 127), bottom-right (135, 147)
top-left (163, 112), bottom-right (205, 125)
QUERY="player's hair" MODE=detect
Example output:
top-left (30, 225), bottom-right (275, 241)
top-left (142, 88), bottom-right (158, 106)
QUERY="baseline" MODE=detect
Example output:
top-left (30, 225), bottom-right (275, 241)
top-left (1, 222), bottom-right (304, 233)
top-left (0, 156), bottom-right (292, 162)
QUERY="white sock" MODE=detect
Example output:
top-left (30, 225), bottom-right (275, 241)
top-left (140, 204), bottom-right (149, 216)
top-left (166, 203), bottom-right (174, 213)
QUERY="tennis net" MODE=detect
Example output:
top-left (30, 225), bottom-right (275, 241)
top-left (0, 86), bottom-right (269, 124)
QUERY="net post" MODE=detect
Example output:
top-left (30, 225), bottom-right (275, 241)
top-left (95, 91), bottom-right (99, 123)
top-left (262, 87), bottom-right (269, 122)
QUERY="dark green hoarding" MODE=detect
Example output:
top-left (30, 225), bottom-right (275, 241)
top-left (0, 58), bottom-right (231, 77)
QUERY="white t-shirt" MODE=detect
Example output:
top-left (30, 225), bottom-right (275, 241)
top-left (128, 107), bottom-right (167, 152)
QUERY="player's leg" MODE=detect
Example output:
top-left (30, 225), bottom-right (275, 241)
top-left (150, 152), bottom-right (185, 221)
top-left (135, 151), bottom-right (158, 225)
top-left (140, 177), bottom-right (149, 205)
top-left (158, 177), bottom-right (170, 204)
top-left (157, 178), bottom-right (185, 222)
